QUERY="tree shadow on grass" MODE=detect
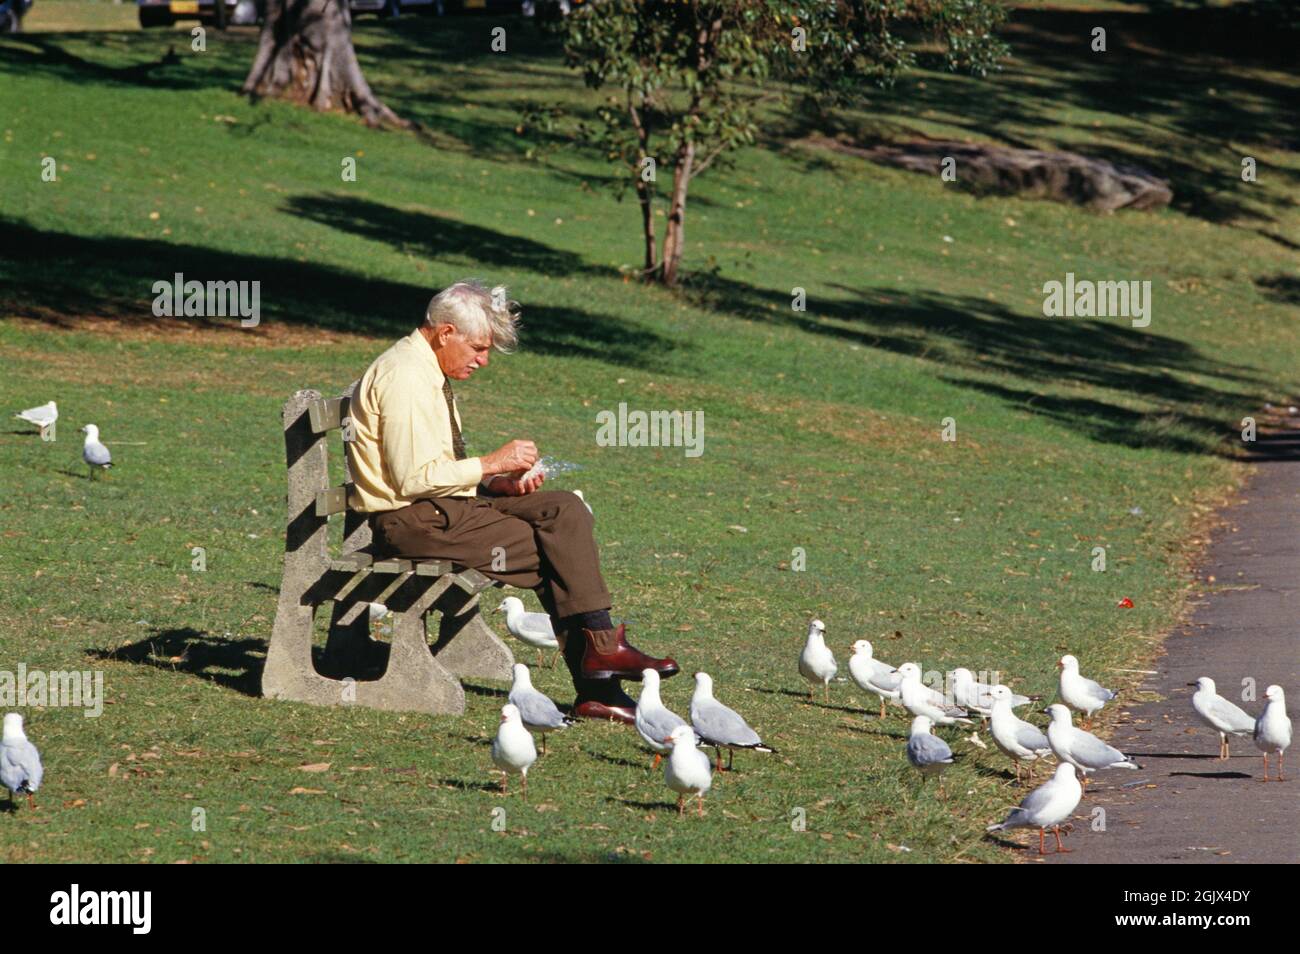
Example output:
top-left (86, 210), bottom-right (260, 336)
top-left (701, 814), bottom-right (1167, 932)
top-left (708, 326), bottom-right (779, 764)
top-left (684, 271), bottom-right (1274, 456)
top-left (0, 215), bottom-right (680, 371)
top-left (90, 627), bottom-right (264, 697)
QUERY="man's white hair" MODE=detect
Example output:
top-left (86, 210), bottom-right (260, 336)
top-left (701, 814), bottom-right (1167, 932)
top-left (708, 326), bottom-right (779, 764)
top-left (424, 279), bottom-right (521, 353)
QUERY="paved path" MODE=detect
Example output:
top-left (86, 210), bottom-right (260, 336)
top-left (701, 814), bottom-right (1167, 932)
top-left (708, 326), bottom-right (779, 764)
top-left (1042, 424), bottom-right (1300, 864)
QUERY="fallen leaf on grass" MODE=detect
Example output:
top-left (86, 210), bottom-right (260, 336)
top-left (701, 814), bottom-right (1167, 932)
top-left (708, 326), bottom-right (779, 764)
top-left (288, 787), bottom-right (326, 796)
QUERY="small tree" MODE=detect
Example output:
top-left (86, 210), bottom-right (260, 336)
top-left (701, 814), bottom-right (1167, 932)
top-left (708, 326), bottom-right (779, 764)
top-left (243, 0), bottom-right (405, 127)
top-left (526, 0), bottom-right (1007, 286)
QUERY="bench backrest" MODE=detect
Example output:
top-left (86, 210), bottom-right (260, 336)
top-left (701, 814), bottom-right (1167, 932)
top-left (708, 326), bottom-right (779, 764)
top-left (281, 382), bottom-right (369, 568)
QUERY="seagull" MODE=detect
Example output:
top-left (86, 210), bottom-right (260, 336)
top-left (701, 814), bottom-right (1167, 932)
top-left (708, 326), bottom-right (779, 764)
top-left (1058, 654), bottom-right (1116, 728)
top-left (1044, 703), bottom-right (1139, 787)
top-left (508, 663), bottom-right (575, 755)
top-left (1, 714), bottom-right (43, 810)
top-left (1189, 677), bottom-right (1255, 760)
top-left (848, 639), bottom-right (901, 718)
top-left (798, 618), bottom-right (837, 703)
top-left (906, 715), bottom-right (955, 796)
top-left (663, 724), bottom-right (712, 817)
top-left (987, 762), bottom-right (1083, 855)
top-left (497, 596), bottom-right (560, 668)
top-left (896, 663), bottom-right (973, 727)
top-left (490, 703), bottom-right (538, 798)
top-left (635, 668), bottom-right (691, 769)
top-left (14, 401), bottom-right (57, 439)
top-left (988, 684), bottom-right (1052, 781)
top-left (1254, 684), bottom-right (1292, 782)
top-left (80, 424), bottom-right (112, 479)
top-left (689, 671), bottom-right (775, 771)
top-left (950, 668), bottom-right (1031, 717)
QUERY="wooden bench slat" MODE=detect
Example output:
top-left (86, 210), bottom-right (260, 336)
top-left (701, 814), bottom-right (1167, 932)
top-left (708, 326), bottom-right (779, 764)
top-left (308, 398), bottom-right (345, 433)
top-left (315, 486), bottom-right (348, 517)
top-left (414, 560), bottom-right (449, 577)
top-left (372, 558), bottom-right (414, 574)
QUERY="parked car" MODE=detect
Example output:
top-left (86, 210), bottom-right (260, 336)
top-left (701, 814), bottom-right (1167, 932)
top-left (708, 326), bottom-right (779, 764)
top-left (0, 0), bottom-right (33, 33)
top-left (136, 0), bottom-right (438, 29)
top-left (137, 0), bottom-right (258, 28)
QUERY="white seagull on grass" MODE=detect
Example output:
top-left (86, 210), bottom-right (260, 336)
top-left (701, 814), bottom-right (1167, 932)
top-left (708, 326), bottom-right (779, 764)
top-left (951, 667), bottom-right (1031, 717)
top-left (80, 424), bottom-right (112, 479)
top-left (497, 596), bottom-right (560, 668)
top-left (689, 672), bottom-right (775, 772)
top-left (798, 619), bottom-right (837, 703)
top-left (490, 704), bottom-right (537, 798)
top-left (508, 664), bottom-right (574, 755)
top-left (13, 401), bottom-right (57, 439)
top-left (906, 715), bottom-right (955, 796)
top-left (1045, 703), bottom-right (1139, 788)
top-left (987, 762), bottom-right (1083, 855)
top-left (635, 668), bottom-right (691, 769)
top-left (1058, 654), bottom-right (1116, 728)
top-left (848, 639), bottom-right (901, 718)
top-left (897, 663), bottom-right (973, 727)
top-left (663, 724), bottom-right (712, 818)
top-left (988, 684), bottom-right (1052, 782)
top-left (1, 714), bottom-right (43, 810)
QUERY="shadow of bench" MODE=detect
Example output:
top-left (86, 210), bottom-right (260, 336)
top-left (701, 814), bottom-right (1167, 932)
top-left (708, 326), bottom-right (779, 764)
top-left (263, 386), bottom-right (514, 715)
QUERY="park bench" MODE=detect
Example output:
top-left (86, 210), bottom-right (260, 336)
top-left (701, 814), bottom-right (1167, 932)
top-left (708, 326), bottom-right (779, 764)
top-left (263, 385), bottom-right (515, 715)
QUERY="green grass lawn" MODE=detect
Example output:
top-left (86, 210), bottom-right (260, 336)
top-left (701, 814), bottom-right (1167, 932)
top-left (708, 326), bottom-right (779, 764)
top-left (0, 5), bottom-right (1296, 862)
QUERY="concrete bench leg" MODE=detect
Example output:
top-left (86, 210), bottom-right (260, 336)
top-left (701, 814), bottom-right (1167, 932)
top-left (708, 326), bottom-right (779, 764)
top-left (430, 587), bottom-right (514, 681)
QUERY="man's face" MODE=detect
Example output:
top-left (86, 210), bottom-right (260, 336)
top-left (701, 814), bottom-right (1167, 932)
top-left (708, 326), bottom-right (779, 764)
top-left (432, 322), bottom-right (492, 380)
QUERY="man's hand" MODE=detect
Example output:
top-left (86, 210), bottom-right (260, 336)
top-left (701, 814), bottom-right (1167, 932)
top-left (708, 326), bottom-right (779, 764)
top-left (481, 439), bottom-right (538, 476)
top-left (486, 472), bottom-right (545, 496)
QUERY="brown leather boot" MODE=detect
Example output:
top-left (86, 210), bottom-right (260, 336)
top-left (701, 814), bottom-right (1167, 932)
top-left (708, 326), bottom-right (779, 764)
top-left (579, 624), bottom-right (678, 681)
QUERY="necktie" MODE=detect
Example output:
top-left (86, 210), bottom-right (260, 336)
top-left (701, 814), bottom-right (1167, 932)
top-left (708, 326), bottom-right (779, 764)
top-left (441, 378), bottom-right (466, 461)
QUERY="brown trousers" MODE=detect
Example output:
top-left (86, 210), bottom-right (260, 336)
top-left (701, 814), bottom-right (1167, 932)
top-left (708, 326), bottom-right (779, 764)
top-left (369, 490), bottom-right (610, 619)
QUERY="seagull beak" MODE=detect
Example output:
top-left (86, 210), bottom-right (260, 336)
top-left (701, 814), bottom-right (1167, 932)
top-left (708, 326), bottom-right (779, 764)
top-left (1186, 682), bottom-right (1198, 687)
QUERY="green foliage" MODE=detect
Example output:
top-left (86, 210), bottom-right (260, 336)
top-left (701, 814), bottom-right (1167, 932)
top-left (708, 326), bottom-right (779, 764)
top-left (525, 0), bottom-right (1008, 280)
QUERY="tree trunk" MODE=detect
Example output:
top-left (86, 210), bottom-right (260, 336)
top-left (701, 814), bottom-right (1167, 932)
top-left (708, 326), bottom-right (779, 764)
top-left (659, 139), bottom-right (695, 287)
top-left (242, 0), bottom-right (406, 128)
top-left (627, 95), bottom-right (658, 280)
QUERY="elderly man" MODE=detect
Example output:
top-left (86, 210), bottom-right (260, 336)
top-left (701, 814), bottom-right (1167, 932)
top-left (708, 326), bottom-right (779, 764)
top-left (346, 280), bottom-right (677, 723)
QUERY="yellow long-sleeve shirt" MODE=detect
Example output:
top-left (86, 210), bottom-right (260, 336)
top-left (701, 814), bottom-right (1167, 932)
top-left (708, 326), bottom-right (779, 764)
top-left (346, 329), bottom-right (484, 512)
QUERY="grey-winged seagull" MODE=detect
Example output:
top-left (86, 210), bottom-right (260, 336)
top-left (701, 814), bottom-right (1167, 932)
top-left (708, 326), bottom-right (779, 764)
top-left (798, 618), bottom-right (836, 703)
top-left (80, 424), bottom-right (113, 479)
top-left (906, 715), bottom-right (955, 796)
top-left (663, 724), bottom-right (712, 817)
top-left (1045, 703), bottom-right (1139, 788)
top-left (14, 401), bottom-right (57, 439)
top-left (987, 762), bottom-right (1083, 855)
top-left (897, 663), bottom-right (973, 727)
top-left (689, 671), bottom-right (774, 771)
top-left (490, 703), bottom-right (538, 798)
top-left (508, 663), bottom-right (574, 755)
top-left (988, 684), bottom-right (1052, 782)
top-left (497, 596), bottom-right (560, 668)
top-left (848, 639), bottom-right (901, 718)
top-left (1254, 684), bottom-right (1292, 782)
top-left (1189, 676), bottom-right (1255, 760)
top-left (1, 714), bottom-right (43, 810)
top-left (635, 668), bottom-right (691, 769)
top-left (1058, 654), bottom-right (1116, 728)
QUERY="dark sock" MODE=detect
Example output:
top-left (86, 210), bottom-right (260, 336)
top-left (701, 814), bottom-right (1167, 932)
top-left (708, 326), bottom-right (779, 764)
top-left (567, 610), bottom-right (612, 634)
